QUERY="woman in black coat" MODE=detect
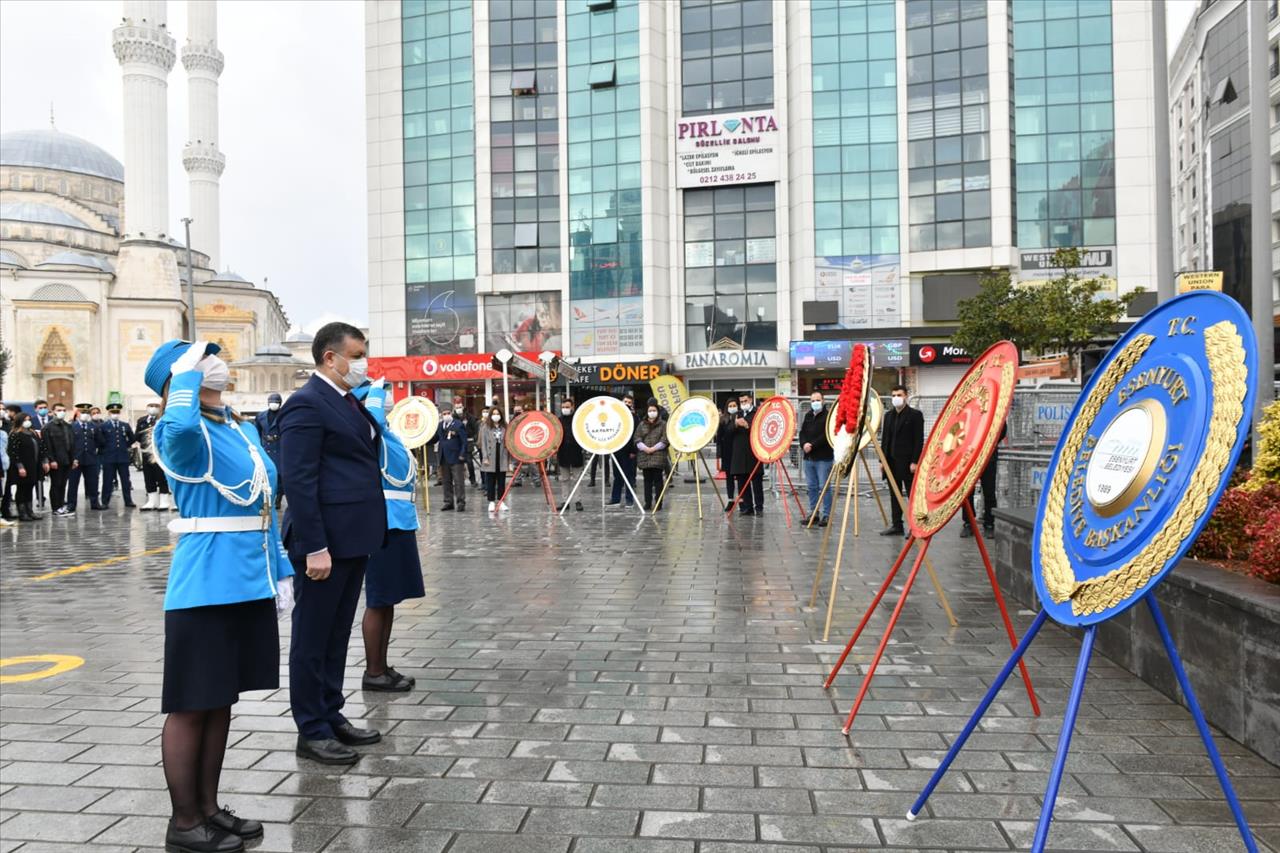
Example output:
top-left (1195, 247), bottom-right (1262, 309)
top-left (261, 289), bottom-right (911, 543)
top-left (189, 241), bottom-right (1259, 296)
top-left (7, 415), bottom-right (47, 521)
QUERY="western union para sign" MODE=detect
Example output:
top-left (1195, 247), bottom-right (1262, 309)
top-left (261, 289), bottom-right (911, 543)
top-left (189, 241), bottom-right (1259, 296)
top-left (1176, 271), bottom-right (1224, 293)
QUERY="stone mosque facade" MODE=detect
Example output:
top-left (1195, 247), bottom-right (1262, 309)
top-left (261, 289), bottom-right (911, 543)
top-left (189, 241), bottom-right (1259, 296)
top-left (0, 0), bottom-right (304, 415)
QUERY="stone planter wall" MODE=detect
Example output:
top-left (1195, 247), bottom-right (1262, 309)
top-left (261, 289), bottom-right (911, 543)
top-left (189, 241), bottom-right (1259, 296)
top-left (993, 507), bottom-right (1280, 766)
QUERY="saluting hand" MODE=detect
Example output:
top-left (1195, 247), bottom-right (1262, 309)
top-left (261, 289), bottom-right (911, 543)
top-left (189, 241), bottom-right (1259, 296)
top-left (305, 549), bottom-right (332, 581)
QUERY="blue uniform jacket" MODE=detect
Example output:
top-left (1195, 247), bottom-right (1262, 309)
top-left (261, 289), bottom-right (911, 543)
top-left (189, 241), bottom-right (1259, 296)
top-left (154, 370), bottom-right (293, 611)
top-left (72, 420), bottom-right (104, 466)
top-left (279, 373), bottom-right (387, 560)
top-left (254, 409), bottom-right (283, 465)
top-left (355, 384), bottom-right (419, 532)
top-left (434, 419), bottom-right (468, 466)
top-left (99, 418), bottom-right (135, 464)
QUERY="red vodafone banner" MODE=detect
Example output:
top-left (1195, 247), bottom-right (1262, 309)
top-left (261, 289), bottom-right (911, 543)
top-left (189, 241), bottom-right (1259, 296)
top-left (369, 353), bottom-right (550, 383)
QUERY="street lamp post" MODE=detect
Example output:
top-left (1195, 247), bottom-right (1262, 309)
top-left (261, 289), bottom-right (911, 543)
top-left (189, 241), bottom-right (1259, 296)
top-left (181, 217), bottom-right (196, 338)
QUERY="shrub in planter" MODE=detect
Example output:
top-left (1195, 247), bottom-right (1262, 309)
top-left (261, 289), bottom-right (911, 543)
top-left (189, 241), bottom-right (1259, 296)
top-left (1242, 400), bottom-right (1280, 491)
top-left (1245, 511), bottom-right (1280, 584)
top-left (1192, 477), bottom-right (1280, 574)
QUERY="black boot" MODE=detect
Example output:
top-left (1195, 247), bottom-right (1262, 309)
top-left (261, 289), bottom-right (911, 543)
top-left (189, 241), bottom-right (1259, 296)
top-left (0, 500), bottom-right (14, 520)
top-left (20, 502), bottom-right (42, 521)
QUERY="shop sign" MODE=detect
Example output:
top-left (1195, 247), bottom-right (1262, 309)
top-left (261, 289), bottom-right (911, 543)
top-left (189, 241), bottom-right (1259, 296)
top-left (677, 349), bottom-right (785, 371)
top-left (790, 339), bottom-right (908, 368)
top-left (910, 343), bottom-right (973, 366)
top-left (370, 353), bottom-right (545, 383)
top-left (1018, 247), bottom-right (1116, 283)
top-left (1176, 271), bottom-right (1224, 293)
top-left (675, 109), bottom-right (781, 188)
top-left (574, 359), bottom-right (666, 384)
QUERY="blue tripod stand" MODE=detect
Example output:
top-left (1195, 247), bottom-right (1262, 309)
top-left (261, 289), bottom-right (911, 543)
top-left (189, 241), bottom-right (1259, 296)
top-left (907, 595), bottom-right (1257, 853)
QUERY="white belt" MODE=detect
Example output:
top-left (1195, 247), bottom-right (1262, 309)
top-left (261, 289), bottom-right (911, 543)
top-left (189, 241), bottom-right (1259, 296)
top-left (384, 490), bottom-right (413, 502)
top-left (169, 516), bottom-right (265, 534)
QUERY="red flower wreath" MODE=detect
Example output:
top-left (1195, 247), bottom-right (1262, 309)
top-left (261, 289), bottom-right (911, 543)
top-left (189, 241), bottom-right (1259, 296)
top-left (836, 342), bottom-right (869, 436)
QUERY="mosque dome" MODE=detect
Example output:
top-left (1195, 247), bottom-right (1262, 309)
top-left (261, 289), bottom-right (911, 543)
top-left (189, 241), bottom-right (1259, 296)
top-left (0, 201), bottom-right (91, 229)
top-left (0, 248), bottom-right (27, 268)
top-left (205, 269), bottom-right (253, 287)
top-left (36, 251), bottom-right (115, 273)
top-left (0, 128), bottom-right (125, 182)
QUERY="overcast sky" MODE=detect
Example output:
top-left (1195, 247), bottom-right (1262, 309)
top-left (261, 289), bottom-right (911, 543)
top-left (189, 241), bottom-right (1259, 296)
top-left (0, 0), bottom-right (366, 334)
top-left (1, 0), bottom-right (1200, 333)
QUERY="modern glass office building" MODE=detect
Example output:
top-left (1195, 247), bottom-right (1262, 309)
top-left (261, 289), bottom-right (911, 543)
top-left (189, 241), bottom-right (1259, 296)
top-left (367, 0), bottom-right (1162, 403)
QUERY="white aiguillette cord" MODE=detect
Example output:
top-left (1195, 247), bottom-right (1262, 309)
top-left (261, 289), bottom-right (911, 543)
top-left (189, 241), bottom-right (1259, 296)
top-left (153, 412), bottom-right (277, 595)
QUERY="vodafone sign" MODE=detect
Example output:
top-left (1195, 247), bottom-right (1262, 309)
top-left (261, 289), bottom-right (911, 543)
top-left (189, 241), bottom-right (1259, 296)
top-left (370, 353), bottom-right (552, 383)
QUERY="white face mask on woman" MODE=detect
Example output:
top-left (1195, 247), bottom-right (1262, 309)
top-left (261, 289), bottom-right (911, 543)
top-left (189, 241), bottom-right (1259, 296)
top-left (491, 413), bottom-right (502, 423)
top-left (199, 355), bottom-right (230, 391)
top-left (147, 405), bottom-right (160, 416)
top-left (648, 409), bottom-right (658, 419)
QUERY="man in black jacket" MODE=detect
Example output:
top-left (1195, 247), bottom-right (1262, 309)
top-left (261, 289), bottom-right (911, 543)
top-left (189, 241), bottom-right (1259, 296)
top-left (720, 391), bottom-right (764, 515)
top-left (41, 403), bottom-right (75, 516)
top-left (880, 384), bottom-right (924, 536)
top-left (798, 391), bottom-right (834, 526)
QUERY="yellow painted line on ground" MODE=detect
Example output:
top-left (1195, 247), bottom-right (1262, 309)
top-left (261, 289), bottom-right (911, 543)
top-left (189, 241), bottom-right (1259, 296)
top-left (30, 544), bottom-right (175, 582)
top-left (0, 654), bottom-right (86, 683)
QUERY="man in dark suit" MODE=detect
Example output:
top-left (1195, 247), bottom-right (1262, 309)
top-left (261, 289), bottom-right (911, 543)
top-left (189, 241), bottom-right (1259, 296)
top-left (721, 391), bottom-right (764, 515)
top-left (66, 404), bottom-right (104, 512)
top-left (41, 403), bottom-right (75, 516)
top-left (880, 384), bottom-right (924, 536)
top-left (280, 322), bottom-right (388, 765)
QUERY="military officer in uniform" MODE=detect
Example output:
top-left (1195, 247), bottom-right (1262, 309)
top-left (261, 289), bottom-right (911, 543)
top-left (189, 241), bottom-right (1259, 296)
top-left (100, 402), bottom-right (137, 509)
top-left (67, 403), bottom-right (105, 512)
top-left (254, 393), bottom-right (284, 508)
top-left (136, 401), bottom-right (173, 511)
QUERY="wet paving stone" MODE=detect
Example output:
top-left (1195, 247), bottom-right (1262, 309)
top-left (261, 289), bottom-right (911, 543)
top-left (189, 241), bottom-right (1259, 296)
top-left (1, 477), bottom-right (1276, 850)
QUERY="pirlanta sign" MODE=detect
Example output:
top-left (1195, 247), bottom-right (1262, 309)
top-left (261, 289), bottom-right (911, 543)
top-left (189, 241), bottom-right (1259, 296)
top-left (675, 109), bottom-right (781, 188)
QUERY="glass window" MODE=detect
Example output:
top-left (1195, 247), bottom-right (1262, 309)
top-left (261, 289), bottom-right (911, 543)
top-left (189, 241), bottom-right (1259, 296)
top-left (589, 61), bottom-right (616, 87)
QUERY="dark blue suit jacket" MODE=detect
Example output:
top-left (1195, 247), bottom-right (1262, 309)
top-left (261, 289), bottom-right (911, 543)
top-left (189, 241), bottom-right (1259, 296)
top-left (279, 373), bottom-right (387, 560)
top-left (72, 421), bottom-right (105, 466)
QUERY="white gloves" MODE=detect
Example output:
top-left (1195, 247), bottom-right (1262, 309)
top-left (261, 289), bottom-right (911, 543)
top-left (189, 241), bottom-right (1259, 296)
top-left (275, 575), bottom-right (295, 618)
top-left (370, 377), bottom-right (386, 390)
top-left (172, 340), bottom-right (209, 375)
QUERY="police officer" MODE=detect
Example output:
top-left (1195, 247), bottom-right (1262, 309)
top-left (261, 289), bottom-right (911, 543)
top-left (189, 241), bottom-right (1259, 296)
top-left (136, 401), bottom-right (173, 511)
top-left (100, 402), bottom-right (137, 509)
top-left (254, 393), bottom-right (284, 508)
top-left (67, 403), bottom-right (105, 512)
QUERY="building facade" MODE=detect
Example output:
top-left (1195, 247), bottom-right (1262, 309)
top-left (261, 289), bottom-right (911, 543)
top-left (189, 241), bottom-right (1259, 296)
top-left (1169, 0), bottom-right (1280, 335)
top-left (366, 0), bottom-right (1162, 405)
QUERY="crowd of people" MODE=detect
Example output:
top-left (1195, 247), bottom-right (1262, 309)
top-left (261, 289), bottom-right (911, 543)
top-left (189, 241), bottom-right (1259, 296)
top-left (5, 321), bottom-right (958, 853)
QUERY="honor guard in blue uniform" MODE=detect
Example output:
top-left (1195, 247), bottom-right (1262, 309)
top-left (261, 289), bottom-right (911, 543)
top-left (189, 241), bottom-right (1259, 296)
top-left (254, 393), bottom-right (284, 508)
top-left (100, 402), bottom-right (137, 508)
top-left (146, 339), bottom-right (294, 853)
top-left (352, 379), bottom-right (424, 692)
top-left (67, 403), bottom-right (105, 512)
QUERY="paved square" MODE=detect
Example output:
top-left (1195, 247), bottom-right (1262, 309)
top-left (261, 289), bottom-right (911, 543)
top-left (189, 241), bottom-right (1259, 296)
top-left (2, 475), bottom-right (1277, 851)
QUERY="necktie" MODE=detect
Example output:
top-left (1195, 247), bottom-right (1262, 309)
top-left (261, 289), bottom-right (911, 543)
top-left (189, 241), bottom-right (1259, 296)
top-left (344, 393), bottom-right (360, 415)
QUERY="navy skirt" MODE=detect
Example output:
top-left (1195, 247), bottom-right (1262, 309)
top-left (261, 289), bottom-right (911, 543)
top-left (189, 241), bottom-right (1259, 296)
top-left (163, 598), bottom-right (279, 713)
top-left (365, 528), bottom-right (425, 608)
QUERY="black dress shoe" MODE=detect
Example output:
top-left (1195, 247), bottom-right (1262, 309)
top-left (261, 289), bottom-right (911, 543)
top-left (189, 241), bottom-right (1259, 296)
top-left (362, 670), bottom-right (412, 692)
top-left (386, 666), bottom-right (416, 687)
top-left (165, 819), bottom-right (244, 853)
top-left (440, 504), bottom-right (454, 511)
top-left (296, 736), bottom-right (358, 764)
top-left (960, 525), bottom-right (972, 538)
top-left (207, 807), bottom-right (263, 839)
top-left (740, 507), bottom-right (755, 516)
top-left (879, 526), bottom-right (904, 536)
top-left (456, 503), bottom-right (465, 512)
top-left (333, 720), bottom-right (382, 746)
top-left (983, 523), bottom-right (995, 536)
top-left (575, 501), bottom-right (583, 511)
top-left (818, 517), bottom-right (829, 527)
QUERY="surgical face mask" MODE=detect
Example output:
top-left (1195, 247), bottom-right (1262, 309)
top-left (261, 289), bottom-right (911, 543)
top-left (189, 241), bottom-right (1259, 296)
top-left (268, 402), bottom-right (280, 411)
top-left (54, 410), bottom-right (67, 420)
top-left (92, 414), bottom-right (103, 421)
top-left (36, 407), bottom-right (47, 415)
top-left (561, 407), bottom-right (572, 415)
top-left (21, 420), bottom-right (32, 430)
top-left (454, 407), bottom-right (463, 415)
top-left (891, 395), bottom-right (906, 409)
top-left (727, 405), bottom-right (738, 414)
top-left (811, 400), bottom-right (823, 412)
top-left (109, 412), bottom-right (120, 421)
top-left (146, 406), bottom-right (159, 416)
top-left (648, 409), bottom-right (658, 419)
top-left (740, 402), bottom-right (752, 413)
top-left (491, 413), bottom-right (502, 423)
top-left (79, 413), bottom-right (91, 424)
top-left (330, 353), bottom-right (368, 388)
top-left (199, 356), bottom-right (230, 391)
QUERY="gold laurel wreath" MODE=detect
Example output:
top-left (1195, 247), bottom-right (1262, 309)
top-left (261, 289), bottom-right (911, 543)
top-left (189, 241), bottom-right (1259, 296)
top-left (1039, 321), bottom-right (1246, 616)
top-left (911, 358), bottom-right (1016, 534)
